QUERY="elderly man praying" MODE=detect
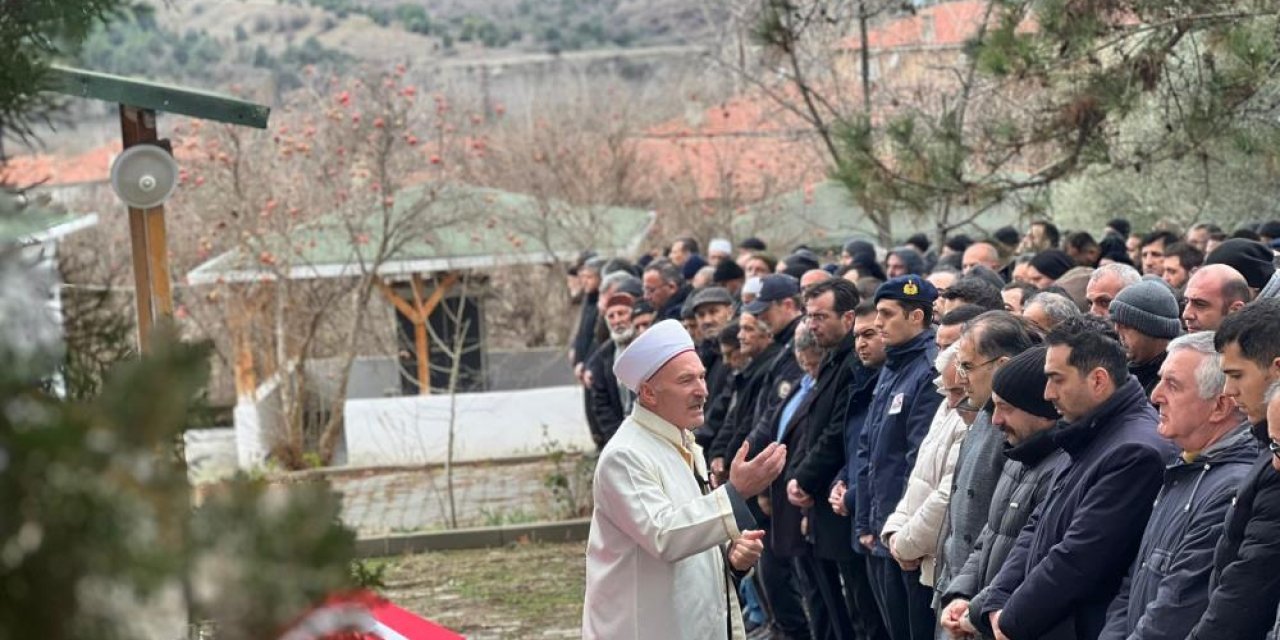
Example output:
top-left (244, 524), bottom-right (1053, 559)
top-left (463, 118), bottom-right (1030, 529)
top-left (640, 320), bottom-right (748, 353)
top-left (582, 319), bottom-right (787, 640)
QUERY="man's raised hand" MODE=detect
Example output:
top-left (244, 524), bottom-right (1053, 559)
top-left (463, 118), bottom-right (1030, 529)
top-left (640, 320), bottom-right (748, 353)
top-left (729, 440), bottom-right (786, 498)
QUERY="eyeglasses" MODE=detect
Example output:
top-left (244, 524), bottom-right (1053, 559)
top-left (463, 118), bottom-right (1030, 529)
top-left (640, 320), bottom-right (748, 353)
top-left (1269, 438), bottom-right (1280, 461)
top-left (955, 357), bottom-right (1000, 379)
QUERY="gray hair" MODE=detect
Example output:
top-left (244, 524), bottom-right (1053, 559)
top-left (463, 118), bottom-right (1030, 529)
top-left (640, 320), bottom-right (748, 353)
top-left (601, 271), bottom-right (639, 295)
top-left (1090, 263), bottom-right (1142, 288)
top-left (1168, 331), bottom-right (1227, 400)
top-left (936, 343), bottom-right (958, 372)
top-left (1026, 292), bottom-right (1080, 326)
top-left (793, 322), bottom-right (818, 351)
top-left (644, 259), bottom-right (685, 285)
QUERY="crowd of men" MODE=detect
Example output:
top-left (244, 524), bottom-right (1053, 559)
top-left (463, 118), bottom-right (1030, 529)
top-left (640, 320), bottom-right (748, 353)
top-left (569, 218), bottom-right (1280, 640)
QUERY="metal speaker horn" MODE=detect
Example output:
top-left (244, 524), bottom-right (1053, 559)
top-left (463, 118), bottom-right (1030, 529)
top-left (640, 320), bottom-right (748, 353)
top-left (110, 144), bottom-right (179, 209)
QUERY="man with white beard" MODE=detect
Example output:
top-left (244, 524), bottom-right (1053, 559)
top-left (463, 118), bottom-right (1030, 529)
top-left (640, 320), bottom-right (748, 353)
top-left (585, 290), bottom-right (643, 448)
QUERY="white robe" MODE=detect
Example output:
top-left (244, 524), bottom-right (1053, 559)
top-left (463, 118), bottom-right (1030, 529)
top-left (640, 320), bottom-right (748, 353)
top-left (582, 404), bottom-right (746, 640)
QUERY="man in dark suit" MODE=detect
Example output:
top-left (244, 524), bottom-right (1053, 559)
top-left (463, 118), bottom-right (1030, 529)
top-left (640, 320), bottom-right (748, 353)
top-left (782, 279), bottom-right (866, 639)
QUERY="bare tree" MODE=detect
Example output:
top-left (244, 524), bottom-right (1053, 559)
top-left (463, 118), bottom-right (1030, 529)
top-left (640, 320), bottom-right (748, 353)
top-left (173, 66), bottom-right (485, 467)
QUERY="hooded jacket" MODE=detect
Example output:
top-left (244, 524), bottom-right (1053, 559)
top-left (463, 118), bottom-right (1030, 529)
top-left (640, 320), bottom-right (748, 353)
top-left (853, 328), bottom-right (943, 558)
top-left (945, 427), bottom-right (1066, 617)
top-left (976, 377), bottom-right (1177, 640)
top-left (1101, 422), bottom-right (1257, 640)
top-left (1187, 421), bottom-right (1280, 640)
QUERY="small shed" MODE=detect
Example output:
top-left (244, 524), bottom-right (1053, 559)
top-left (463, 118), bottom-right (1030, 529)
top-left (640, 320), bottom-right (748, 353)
top-left (187, 183), bottom-right (653, 395)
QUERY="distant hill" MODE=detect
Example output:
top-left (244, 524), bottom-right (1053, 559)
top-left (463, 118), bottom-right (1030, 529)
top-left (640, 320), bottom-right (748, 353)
top-left (68, 0), bottom-right (721, 100)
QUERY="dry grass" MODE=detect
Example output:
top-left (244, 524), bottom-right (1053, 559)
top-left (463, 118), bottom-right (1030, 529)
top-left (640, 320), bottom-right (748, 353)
top-left (376, 541), bottom-right (587, 639)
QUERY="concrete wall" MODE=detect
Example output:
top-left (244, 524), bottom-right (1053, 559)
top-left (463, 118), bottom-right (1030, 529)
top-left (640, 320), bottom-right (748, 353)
top-left (315, 349), bottom-right (576, 400)
top-left (233, 372), bottom-right (281, 469)
top-left (343, 385), bottom-right (593, 466)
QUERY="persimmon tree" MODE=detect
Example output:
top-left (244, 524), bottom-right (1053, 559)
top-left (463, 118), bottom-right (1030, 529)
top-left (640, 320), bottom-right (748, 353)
top-left (175, 66), bottom-right (483, 467)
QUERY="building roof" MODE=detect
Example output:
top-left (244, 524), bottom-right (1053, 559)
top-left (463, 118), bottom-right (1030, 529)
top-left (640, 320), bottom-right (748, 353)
top-left (186, 184), bottom-right (653, 285)
top-left (47, 65), bottom-right (270, 129)
top-left (633, 92), bottom-right (829, 203)
top-left (839, 1), bottom-right (990, 51)
top-left (0, 192), bottom-right (98, 245)
top-left (734, 179), bottom-right (1025, 248)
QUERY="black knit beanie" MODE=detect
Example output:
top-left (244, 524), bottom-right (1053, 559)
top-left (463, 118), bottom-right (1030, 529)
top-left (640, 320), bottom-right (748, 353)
top-left (1030, 249), bottom-right (1074, 281)
top-left (713, 259), bottom-right (745, 284)
top-left (1205, 238), bottom-right (1276, 290)
top-left (992, 346), bottom-right (1059, 420)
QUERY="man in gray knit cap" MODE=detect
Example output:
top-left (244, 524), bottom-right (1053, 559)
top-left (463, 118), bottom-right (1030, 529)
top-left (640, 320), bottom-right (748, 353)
top-left (1109, 279), bottom-right (1182, 397)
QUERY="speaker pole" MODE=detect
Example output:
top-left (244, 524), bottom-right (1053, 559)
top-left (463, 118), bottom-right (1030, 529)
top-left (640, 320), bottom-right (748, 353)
top-left (119, 104), bottom-right (174, 352)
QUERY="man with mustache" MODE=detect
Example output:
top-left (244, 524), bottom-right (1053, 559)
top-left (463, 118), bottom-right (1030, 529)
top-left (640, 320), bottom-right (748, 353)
top-left (584, 319), bottom-right (788, 639)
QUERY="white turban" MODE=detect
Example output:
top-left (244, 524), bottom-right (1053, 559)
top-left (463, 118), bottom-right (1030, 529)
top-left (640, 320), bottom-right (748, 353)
top-left (708, 238), bottom-right (733, 255)
top-left (613, 319), bottom-right (695, 392)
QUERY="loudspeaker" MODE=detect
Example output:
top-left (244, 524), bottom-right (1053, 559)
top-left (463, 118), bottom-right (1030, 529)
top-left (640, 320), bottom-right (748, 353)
top-left (110, 144), bottom-right (179, 209)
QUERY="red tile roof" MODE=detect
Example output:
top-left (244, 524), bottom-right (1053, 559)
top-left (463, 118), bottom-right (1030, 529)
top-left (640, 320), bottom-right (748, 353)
top-left (634, 91), bottom-right (830, 202)
top-left (1, 143), bottom-right (120, 188)
top-left (838, 1), bottom-right (1032, 51)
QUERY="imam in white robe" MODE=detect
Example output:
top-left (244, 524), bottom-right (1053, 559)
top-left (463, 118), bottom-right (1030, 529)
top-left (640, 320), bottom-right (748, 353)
top-left (582, 404), bottom-right (752, 640)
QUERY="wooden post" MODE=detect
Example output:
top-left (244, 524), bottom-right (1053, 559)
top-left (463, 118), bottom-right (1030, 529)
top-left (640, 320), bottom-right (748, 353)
top-left (119, 105), bottom-right (175, 352)
top-left (375, 273), bottom-right (460, 396)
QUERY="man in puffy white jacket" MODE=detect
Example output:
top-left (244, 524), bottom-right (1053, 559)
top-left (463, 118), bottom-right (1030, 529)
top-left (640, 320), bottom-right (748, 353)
top-left (882, 345), bottom-right (972, 594)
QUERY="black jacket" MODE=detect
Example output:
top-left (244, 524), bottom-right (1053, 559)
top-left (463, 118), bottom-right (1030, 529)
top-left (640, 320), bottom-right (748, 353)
top-left (840, 361), bottom-right (882, 551)
top-left (945, 427), bottom-right (1065, 610)
top-left (748, 316), bottom-right (806, 434)
top-left (1188, 421), bottom-right (1280, 640)
top-left (694, 367), bottom-right (737, 454)
top-left (585, 340), bottom-right (625, 447)
top-left (657, 284), bottom-right (692, 322)
top-left (748, 374), bottom-right (817, 558)
top-left (710, 342), bottom-right (781, 465)
top-left (1102, 422), bottom-right (1257, 640)
top-left (1129, 351), bottom-right (1166, 399)
top-left (572, 290), bottom-right (599, 366)
top-left (788, 332), bottom-right (860, 561)
top-left (977, 377), bottom-right (1177, 640)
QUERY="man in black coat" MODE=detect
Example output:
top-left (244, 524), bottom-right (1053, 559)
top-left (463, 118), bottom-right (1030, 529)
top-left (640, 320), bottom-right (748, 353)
top-left (975, 315), bottom-right (1177, 640)
top-left (1188, 298), bottom-right (1280, 640)
top-left (584, 290), bottom-right (639, 448)
top-left (709, 311), bottom-right (780, 480)
top-left (940, 346), bottom-right (1065, 638)
top-left (573, 257), bottom-right (604, 443)
top-left (740, 274), bottom-right (811, 639)
top-left (642, 259), bottom-right (691, 322)
top-left (784, 279), bottom-right (865, 640)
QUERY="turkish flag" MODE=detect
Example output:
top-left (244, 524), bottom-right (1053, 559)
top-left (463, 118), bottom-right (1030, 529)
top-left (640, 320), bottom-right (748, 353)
top-left (279, 591), bottom-right (464, 640)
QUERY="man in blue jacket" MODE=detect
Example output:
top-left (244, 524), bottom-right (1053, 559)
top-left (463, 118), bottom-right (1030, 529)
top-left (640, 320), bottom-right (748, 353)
top-left (975, 315), bottom-right (1176, 640)
top-left (1100, 331), bottom-right (1256, 640)
top-left (832, 301), bottom-right (892, 640)
top-left (1188, 298), bottom-right (1280, 640)
top-left (856, 275), bottom-right (944, 640)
